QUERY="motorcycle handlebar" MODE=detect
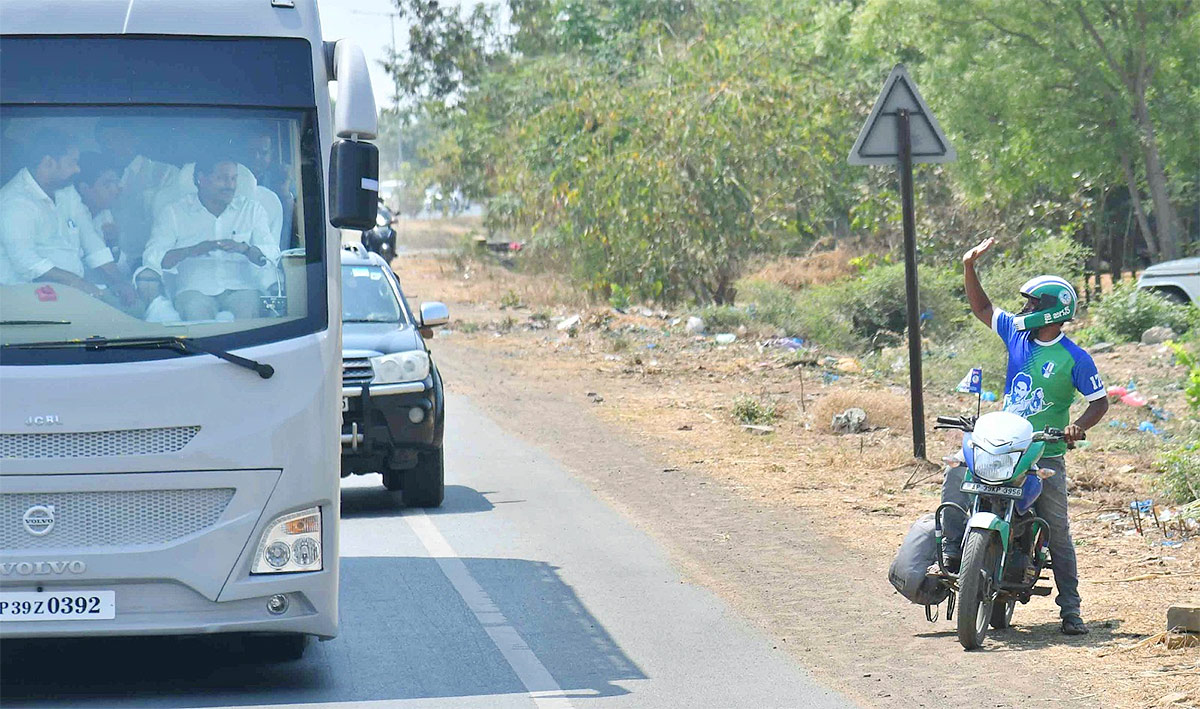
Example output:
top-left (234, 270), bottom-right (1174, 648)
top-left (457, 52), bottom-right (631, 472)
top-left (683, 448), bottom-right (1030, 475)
top-left (1034, 427), bottom-right (1085, 446)
top-left (933, 414), bottom-right (976, 431)
top-left (935, 418), bottom-right (1086, 446)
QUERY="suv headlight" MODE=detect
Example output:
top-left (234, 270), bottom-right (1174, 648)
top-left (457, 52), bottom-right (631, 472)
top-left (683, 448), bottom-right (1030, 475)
top-left (973, 449), bottom-right (1021, 484)
top-left (371, 350), bottom-right (430, 383)
top-left (252, 507), bottom-right (323, 574)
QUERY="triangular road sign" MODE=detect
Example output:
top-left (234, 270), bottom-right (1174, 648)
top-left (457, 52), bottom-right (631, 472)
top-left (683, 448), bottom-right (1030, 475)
top-left (848, 64), bottom-right (956, 166)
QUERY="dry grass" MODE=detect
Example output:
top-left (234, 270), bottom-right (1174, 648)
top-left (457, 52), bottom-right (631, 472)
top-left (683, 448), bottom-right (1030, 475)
top-left (395, 255), bottom-right (594, 313)
top-left (746, 248), bottom-right (858, 290)
top-left (810, 388), bottom-right (913, 434)
top-left (395, 216), bottom-right (483, 251)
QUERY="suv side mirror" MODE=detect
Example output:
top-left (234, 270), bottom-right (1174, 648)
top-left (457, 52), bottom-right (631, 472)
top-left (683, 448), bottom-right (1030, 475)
top-left (329, 140), bottom-right (379, 230)
top-left (420, 301), bottom-right (449, 328)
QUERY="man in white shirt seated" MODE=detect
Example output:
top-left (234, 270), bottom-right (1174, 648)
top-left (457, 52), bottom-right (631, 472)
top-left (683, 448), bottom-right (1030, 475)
top-left (0, 130), bottom-right (129, 304)
top-left (96, 120), bottom-right (179, 270)
top-left (142, 153), bottom-right (280, 321)
top-left (54, 152), bottom-right (137, 307)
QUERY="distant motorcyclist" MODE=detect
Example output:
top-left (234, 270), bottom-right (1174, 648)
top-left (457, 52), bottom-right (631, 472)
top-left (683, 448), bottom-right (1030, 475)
top-left (951, 237), bottom-right (1109, 636)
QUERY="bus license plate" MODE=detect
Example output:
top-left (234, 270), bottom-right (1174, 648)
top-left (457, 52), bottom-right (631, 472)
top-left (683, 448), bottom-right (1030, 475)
top-left (341, 397), bottom-right (350, 412)
top-left (0, 591), bottom-right (115, 621)
top-left (961, 481), bottom-right (1023, 499)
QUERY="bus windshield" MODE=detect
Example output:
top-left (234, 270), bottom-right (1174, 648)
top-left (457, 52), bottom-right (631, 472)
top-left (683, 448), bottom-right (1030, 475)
top-left (0, 106), bottom-right (326, 357)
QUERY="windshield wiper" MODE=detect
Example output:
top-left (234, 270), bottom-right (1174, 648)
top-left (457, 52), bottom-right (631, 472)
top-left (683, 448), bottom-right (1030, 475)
top-left (343, 318), bottom-right (401, 323)
top-left (5, 335), bottom-right (274, 379)
top-left (0, 320), bottom-right (72, 325)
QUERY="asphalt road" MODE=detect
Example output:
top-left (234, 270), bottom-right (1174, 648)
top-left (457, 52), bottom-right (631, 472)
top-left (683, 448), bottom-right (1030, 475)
top-left (0, 394), bottom-right (853, 708)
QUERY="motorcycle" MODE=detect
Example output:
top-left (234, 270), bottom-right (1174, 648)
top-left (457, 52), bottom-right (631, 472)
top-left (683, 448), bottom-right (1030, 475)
top-left (360, 203), bottom-right (396, 260)
top-left (929, 410), bottom-right (1078, 650)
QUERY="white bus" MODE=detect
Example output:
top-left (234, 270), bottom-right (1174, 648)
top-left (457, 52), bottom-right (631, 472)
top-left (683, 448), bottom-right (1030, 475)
top-left (0, 0), bottom-right (379, 659)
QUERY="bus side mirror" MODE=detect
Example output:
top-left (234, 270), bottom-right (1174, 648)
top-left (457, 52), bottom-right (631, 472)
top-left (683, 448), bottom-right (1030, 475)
top-left (329, 140), bottom-right (378, 230)
top-left (328, 39), bottom-right (379, 230)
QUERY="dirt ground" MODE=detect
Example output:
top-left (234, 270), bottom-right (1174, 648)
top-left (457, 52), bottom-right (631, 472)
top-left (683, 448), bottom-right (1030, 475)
top-left (391, 228), bottom-right (1200, 708)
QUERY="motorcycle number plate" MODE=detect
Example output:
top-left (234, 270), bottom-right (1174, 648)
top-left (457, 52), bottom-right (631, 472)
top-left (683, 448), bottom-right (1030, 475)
top-left (961, 481), bottom-right (1023, 499)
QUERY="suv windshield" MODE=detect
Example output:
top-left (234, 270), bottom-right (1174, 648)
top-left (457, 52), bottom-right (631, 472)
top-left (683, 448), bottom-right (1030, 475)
top-left (0, 105), bottom-right (325, 356)
top-left (342, 265), bottom-right (406, 324)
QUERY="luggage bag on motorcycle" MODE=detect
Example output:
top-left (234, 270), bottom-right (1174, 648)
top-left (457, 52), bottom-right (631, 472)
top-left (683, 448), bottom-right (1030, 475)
top-left (888, 513), bottom-right (949, 606)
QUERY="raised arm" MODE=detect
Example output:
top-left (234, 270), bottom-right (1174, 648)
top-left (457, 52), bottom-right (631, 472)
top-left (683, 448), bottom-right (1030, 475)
top-left (962, 237), bottom-right (996, 327)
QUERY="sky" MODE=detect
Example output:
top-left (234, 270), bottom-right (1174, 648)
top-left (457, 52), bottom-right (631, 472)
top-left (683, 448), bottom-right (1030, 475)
top-left (317, 0), bottom-right (404, 107)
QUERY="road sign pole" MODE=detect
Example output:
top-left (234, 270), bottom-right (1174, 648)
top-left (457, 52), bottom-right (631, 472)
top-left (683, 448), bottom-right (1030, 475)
top-left (897, 108), bottom-right (926, 460)
top-left (848, 64), bottom-right (951, 459)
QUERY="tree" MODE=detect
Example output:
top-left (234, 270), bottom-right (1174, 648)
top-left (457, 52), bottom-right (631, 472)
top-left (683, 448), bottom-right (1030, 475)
top-left (386, 0), bottom-right (1197, 305)
top-left (862, 0), bottom-right (1198, 261)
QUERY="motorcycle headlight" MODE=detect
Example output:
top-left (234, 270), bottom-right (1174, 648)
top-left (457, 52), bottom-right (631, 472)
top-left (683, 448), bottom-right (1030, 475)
top-left (376, 213), bottom-right (388, 227)
top-left (252, 507), bottom-right (322, 574)
top-left (371, 350), bottom-right (430, 384)
top-left (973, 448), bottom-right (1021, 484)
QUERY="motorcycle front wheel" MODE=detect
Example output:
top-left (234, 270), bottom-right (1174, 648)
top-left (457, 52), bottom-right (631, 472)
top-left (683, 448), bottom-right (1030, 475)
top-left (957, 528), bottom-right (1000, 650)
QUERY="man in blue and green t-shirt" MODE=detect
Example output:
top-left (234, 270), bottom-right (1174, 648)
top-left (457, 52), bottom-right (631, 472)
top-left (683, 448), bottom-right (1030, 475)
top-left (957, 237), bottom-right (1110, 636)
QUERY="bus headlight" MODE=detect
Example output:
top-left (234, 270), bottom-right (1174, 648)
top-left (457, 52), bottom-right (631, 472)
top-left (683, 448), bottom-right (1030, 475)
top-left (371, 351), bottom-right (429, 383)
top-left (252, 507), bottom-right (322, 574)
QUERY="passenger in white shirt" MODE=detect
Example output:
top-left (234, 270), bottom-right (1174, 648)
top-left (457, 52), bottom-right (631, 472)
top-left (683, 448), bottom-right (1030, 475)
top-left (143, 155), bottom-right (279, 320)
top-left (0, 130), bottom-right (104, 297)
top-left (53, 152), bottom-right (137, 306)
top-left (96, 121), bottom-right (179, 269)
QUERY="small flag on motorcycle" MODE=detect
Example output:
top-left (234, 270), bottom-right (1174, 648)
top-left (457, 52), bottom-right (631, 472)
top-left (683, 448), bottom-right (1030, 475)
top-left (956, 368), bottom-right (983, 394)
top-left (957, 367), bottom-right (985, 417)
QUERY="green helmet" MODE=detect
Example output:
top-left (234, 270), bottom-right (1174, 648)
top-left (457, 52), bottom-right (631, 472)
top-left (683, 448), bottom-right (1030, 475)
top-left (1012, 275), bottom-right (1077, 331)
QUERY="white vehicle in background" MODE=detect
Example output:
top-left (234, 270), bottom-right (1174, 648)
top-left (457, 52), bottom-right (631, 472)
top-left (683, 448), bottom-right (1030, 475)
top-left (0, 0), bottom-right (379, 660)
top-left (1137, 257), bottom-right (1200, 305)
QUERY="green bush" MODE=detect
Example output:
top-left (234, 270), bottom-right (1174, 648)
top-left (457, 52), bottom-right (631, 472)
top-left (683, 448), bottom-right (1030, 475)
top-left (734, 235), bottom-right (1090, 357)
top-left (1155, 441), bottom-right (1200, 504)
top-left (978, 235), bottom-right (1089, 305)
top-left (737, 262), bottom-right (968, 351)
top-left (1069, 323), bottom-right (1120, 347)
top-left (700, 305), bottom-right (753, 333)
top-left (1170, 342), bottom-right (1200, 412)
top-left (1089, 281), bottom-right (1196, 343)
top-left (732, 395), bottom-right (779, 425)
top-left (925, 329), bottom-right (1012, 392)
top-left (739, 279), bottom-right (856, 349)
top-left (844, 263), bottom-right (967, 342)
top-left (500, 290), bottom-right (524, 309)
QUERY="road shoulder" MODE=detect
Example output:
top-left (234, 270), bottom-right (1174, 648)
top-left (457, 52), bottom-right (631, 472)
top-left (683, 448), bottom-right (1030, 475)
top-left (435, 341), bottom-right (1095, 709)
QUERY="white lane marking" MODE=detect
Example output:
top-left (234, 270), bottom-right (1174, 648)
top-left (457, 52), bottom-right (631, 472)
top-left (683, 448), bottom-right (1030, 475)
top-left (405, 509), bottom-right (575, 709)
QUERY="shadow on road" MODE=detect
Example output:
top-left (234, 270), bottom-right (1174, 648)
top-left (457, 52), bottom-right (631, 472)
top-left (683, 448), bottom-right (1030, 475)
top-left (915, 618), bottom-right (1138, 652)
top-left (340, 483), bottom-right (497, 519)
top-left (0, 555), bottom-right (643, 707)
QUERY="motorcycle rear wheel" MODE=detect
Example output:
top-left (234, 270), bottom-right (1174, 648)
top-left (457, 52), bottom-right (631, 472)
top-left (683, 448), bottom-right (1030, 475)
top-left (957, 528), bottom-right (1000, 650)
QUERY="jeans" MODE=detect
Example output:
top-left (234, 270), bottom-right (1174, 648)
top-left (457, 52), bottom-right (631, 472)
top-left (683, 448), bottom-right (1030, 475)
top-left (940, 456), bottom-right (1080, 619)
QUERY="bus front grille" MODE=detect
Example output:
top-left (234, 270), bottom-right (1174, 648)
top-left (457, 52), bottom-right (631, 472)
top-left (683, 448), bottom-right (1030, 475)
top-left (0, 488), bottom-right (235, 551)
top-left (0, 427), bottom-right (200, 460)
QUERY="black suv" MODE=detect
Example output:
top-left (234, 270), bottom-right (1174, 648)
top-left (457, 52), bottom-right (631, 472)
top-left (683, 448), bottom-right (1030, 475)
top-left (340, 244), bottom-right (448, 506)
